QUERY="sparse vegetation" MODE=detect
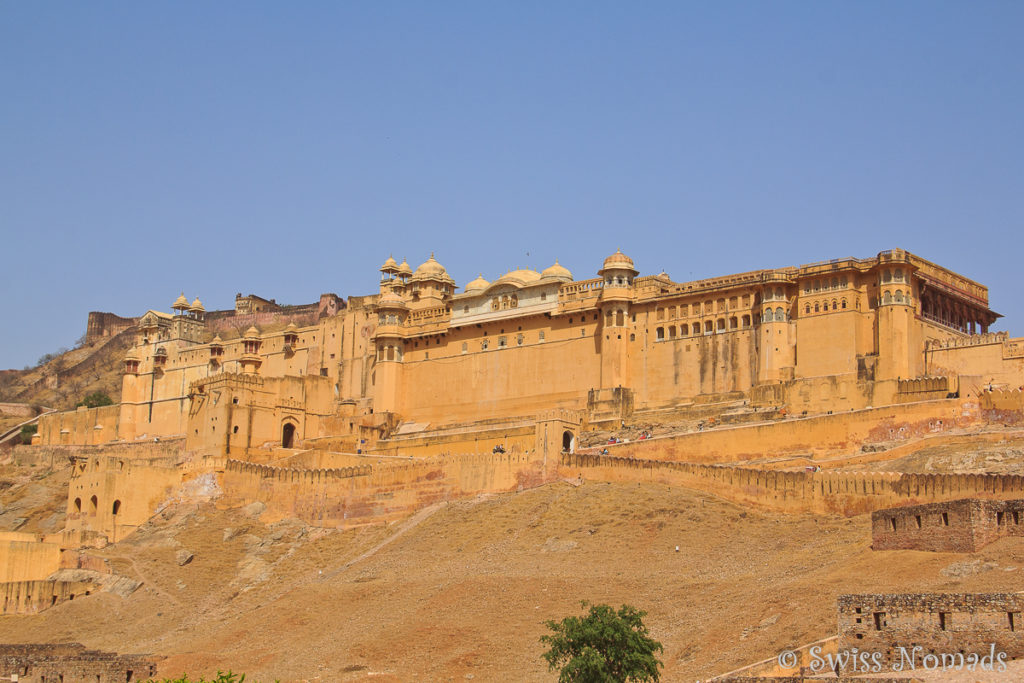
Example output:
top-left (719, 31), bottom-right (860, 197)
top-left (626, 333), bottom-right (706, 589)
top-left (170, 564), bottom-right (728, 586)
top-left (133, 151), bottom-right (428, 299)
top-left (146, 672), bottom-right (272, 683)
top-left (19, 424), bottom-right (37, 442)
top-left (541, 602), bottom-right (663, 682)
top-left (76, 390), bottom-right (113, 408)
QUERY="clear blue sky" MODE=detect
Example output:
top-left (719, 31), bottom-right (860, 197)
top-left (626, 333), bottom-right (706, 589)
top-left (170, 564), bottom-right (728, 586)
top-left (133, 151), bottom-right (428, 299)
top-left (2, 2), bottom-right (1022, 369)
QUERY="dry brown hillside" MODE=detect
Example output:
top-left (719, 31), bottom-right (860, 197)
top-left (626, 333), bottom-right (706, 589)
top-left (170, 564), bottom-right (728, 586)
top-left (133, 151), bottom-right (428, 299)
top-left (1, 473), bottom-right (1022, 682)
top-left (0, 328), bottom-right (132, 411)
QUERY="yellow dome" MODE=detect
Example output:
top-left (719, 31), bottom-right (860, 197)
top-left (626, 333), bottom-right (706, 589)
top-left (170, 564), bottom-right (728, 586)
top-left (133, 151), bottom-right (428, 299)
top-left (599, 249), bottom-right (638, 275)
top-left (172, 292), bottom-right (190, 309)
top-left (541, 260), bottom-right (573, 280)
top-left (465, 274), bottom-right (490, 293)
top-left (189, 297), bottom-right (205, 312)
top-left (123, 349), bottom-right (139, 362)
top-left (397, 258), bottom-right (413, 276)
top-left (210, 335), bottom-right (223, 345)
top-left (495, 269), bottom-right (542, 286)
top-left (377, 291), bottom-right (407, 308)
top-left (285, 322), bottom-right (298, 331)
top-left (412, 253), bottom-right (453, 282)
top-left (380, 255), bottom-right (399, 272)
top-left (244, 326), bottom-right (260, 338)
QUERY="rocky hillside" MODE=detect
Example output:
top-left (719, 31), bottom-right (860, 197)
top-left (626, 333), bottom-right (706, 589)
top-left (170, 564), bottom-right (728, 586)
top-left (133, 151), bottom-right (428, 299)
top-left (0, 327), bottom-right (133, 412)
top-left (1, 465), bottom-right (1023, 681)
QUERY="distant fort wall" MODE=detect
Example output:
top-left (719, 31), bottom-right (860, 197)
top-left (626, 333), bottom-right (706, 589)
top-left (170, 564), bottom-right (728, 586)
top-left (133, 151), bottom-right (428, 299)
top-left (85, 311), bottom-right (137, 343)
top-left (560, 453), bottom-right (1024, 516)
top-left (585, 399), bottom-right (985, 464)
top-left (221, 451), bottom-right (550, 526)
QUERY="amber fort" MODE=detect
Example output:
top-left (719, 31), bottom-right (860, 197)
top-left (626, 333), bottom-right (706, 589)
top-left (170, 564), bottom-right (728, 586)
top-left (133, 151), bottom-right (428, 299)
top-left (3, 246), bottom-right (1024, 680)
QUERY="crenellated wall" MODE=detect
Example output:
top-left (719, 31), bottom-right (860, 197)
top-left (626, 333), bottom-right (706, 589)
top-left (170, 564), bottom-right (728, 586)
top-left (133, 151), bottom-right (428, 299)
top-left (560, 453), bottom-right (1024, 516)
top-left (35, 404), bottom-right (122, 446)
top-left (580, 399), bottom-right (984, 464)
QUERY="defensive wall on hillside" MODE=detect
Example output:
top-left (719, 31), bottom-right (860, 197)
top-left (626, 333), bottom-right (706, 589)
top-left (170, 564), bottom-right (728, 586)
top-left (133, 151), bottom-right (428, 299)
top-left (560, 453), bottom-right (1024, 515)
top-left (584, 399), bottom-right (979, 464)
top-left (872, 498), bottom-right (1024, 552)
top-left (220, 450), bottom-right (554, 526)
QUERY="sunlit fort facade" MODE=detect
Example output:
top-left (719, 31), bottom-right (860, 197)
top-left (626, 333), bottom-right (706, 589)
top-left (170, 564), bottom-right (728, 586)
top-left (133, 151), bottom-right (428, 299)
top-left (38, 247), bottom-right (1022, 458)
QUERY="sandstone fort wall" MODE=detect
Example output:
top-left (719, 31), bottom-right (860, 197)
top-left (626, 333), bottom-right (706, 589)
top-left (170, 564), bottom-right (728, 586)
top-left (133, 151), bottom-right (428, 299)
top-left (221, 451), bottom-right (549, 526)
top-left (585, 399), bottom-right (977, 464)
top-left (872, 499), bottom-right (1024, 552)
top-left (560, 453), bottom-right (1024, 516)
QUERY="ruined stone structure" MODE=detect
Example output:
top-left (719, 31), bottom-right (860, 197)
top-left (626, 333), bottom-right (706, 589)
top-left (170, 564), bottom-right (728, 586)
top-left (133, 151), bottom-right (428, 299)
top-left (0, 643), bottom-right (155, 682)
top-left (837, 593), bottom-right (1024, 673)
top-left (872, 498), bottom-right (1024, 552)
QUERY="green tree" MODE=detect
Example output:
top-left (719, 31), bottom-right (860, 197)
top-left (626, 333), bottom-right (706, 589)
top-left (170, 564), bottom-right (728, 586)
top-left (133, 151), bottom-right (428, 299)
top-left (541, 602), bottom-right (663, 682)
top-left (76, 390), bottom-right (113, 408)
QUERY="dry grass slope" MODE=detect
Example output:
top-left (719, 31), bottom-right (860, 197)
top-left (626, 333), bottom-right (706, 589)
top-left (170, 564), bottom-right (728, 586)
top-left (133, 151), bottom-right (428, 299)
top-left (1, 477), bottom-right (1023, 681)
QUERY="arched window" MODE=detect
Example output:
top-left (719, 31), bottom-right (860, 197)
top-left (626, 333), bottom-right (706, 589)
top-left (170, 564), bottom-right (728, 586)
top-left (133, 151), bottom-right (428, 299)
top-left (882, 291), bottom-right (893, 305)
top-left (842, 299), bottom-right (847, 309)
top-left (74, 497), bottom-right (82, 514)
top-left (831, 300), bottom-right (837, 311)
top-left (814, 303), bottom-right (820, 313)
top-left (112, 500), bottom-right (121, 516)
top-left (668, 326), bottom-right (676, 339)
top-left (883, 269), bottom-right (892, 283)
top-left (656, 327), bottom-right (664, 341)
top-left (729, 317), bottom-right (738, 330)
top-left (680, 323), bottom-right (689, 336)
top-left (805, 305), bottom-right (811, 314)
top-left (895, 290), bottom-right (904, 303)
top-left (89, 495), bottom-right (98, 516)
top-left (830, 277), bottom-right (838, 290)
top-left (742, 315), bottom-right (751, 327)
top-left (763, 309), bottom-right (773, 323)
top-left (615, 310), bottom-right (624, 327)
top-left (775, 307), bottom-right (785, 321)
top-left (704, 320), bottom-right (714, 334)
top-left (606, 310), bottom-right (614, 326)
top-left (894, 268), bottom-right (903, 281)
top-left (774, 287), bottom-right (783, 300)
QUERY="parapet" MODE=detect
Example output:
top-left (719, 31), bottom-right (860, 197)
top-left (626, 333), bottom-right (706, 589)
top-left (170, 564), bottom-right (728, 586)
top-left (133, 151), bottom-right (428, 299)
top-left (872, 498), bottom-right (1024, 552)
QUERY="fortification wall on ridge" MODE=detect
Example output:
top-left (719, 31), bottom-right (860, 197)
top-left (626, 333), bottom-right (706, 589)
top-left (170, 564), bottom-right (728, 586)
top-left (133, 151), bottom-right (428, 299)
top-left (560, 453), bottom-right (1024, 516)
top-left (221, 451), bottom-right (550, 526)
top-left (584, 399), bottom-right (983, 464)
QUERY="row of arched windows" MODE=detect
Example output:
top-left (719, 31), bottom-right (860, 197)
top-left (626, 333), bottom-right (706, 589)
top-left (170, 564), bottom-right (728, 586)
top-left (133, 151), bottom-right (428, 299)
top-left (655, 315), bottom-right (751, 340)
top-left (490, 294), bottom-right (518, 311)
top-left (762, 307), bottom-right (788, 322)
top-left (72, 496), bottom-right (121, 517)
top-left (881, 289), bottom-right (910, 305)
top-left (804, 299), bottom-right (848, 314)
top-left (881, 268), bottom-right (906, 284)
top-left (804, 276), bottom-right (849, 294)
top-left (655, 295), bottom-right (751, 321)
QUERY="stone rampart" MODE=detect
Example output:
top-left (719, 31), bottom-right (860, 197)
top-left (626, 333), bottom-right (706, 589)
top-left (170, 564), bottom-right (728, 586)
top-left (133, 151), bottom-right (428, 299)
top-left (583, 400), bottom-right (982, 464)
top-left (11, 438), bottom-right (185, 469)
top-left (838, 593), bottom-right (1024, 673)
top-left (872, 499), bottom-right (1024, 552)
top-left (560, 453), bottom-right (1024, 516)
top-left (221, 451), bottom-right (548, 526)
